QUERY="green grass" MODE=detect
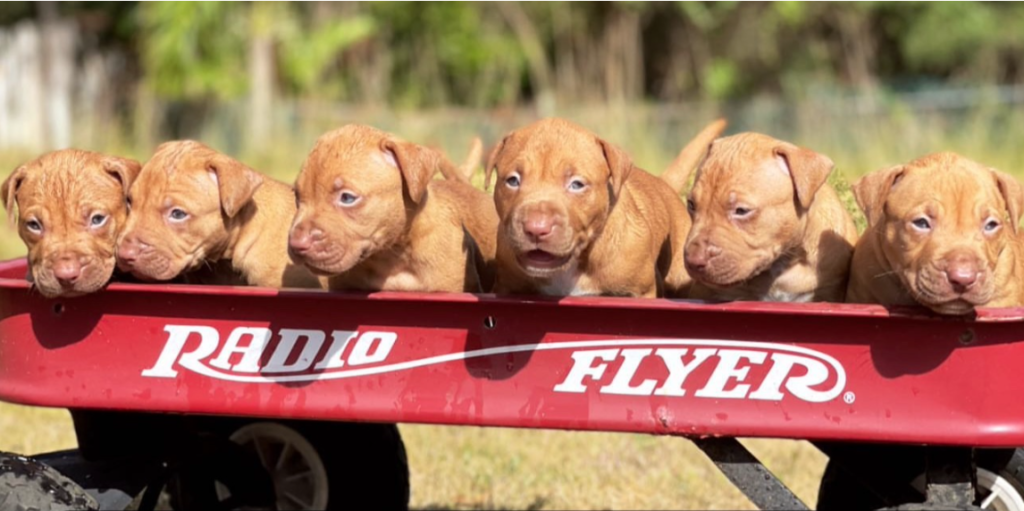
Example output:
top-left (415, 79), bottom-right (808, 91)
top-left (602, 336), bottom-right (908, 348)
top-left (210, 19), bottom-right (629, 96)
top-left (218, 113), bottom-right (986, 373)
top-left (0, 402), bottom-right (824, 510)
top-left (2, 103), bottom-right (1023, 508)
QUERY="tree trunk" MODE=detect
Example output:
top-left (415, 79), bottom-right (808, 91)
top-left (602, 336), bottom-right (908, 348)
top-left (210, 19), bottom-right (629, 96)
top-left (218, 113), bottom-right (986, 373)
top-left (248, 3), bottom-right (276, 149)
top-left (497, 2), bottom-right (555, 115)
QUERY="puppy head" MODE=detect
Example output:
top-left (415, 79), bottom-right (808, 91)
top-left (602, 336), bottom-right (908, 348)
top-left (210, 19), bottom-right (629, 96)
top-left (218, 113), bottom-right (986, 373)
top-left (485, 118), bottom-right (632, 278)
top-left (684, 133), bottom-right (834, 288)
top-left (116, 141), bottom-right (263, 281)
top-left (854, 152), bottom-right (1023, 315)
top-left (2, 150), bottom-right (140, 297)
top-left (288, 125), bottom-right (440, 276)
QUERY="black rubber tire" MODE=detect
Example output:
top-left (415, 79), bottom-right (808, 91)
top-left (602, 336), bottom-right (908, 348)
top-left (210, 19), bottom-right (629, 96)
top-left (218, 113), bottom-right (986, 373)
top-left (169, 419), bottom-right (410, 511)
top-left (0, 452), bottom-right (98, 511)
top-left (817, 446), bottom-right (1024, 511)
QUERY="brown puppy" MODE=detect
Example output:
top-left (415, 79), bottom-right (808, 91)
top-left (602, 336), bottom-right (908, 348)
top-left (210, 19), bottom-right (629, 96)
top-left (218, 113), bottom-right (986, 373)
top-left (288, 125), bottom-right (498, 293)
top-left (116, 141), bottom-right (322, 289)
top-left (2, 150), bottom-right (140, 297)
top-left (684, 133), bottom-right (858, 302)
top-left (486, 118), bottom-right (697, 298)
top-left (847, 152), bottom-right (1024, 314)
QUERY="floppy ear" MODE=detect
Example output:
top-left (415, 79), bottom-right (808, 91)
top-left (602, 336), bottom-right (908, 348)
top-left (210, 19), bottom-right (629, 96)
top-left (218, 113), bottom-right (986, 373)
top-left (773, 144), bottom-right (834, 211)
top-left (2, 165), bottom-right (27, 225)
top-left (852, 165), bottom-right (906, 227)
top-left (992, 168), bottom-right (1024, 234)
top-left (597, 137), bottom-right (633, 198)
top-left (102, 157), bottom-right (142, 196)
top-left (484, 133), bottom-right (510, 191)
top-left (380, 139), bottom-right (439, 205)
top-left (207, 154), bottom-right (264, 218)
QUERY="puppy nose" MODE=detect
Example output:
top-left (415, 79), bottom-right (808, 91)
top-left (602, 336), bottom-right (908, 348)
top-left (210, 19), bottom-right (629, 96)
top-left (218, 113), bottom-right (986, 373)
top-left (53, 256), bottom-right (82, 286)
top-left (290, 229), bottom-right (313, 253)
top-left (289, 224), bottom-right (322, 254)
top-left (117, 236), bottom-right (145, 263)
top-left (685, 240), bottom-right (719, 272)
top-left (945, 255), bottom-right (980, 291)
top-left (522, 213), bottom-right (555, 241)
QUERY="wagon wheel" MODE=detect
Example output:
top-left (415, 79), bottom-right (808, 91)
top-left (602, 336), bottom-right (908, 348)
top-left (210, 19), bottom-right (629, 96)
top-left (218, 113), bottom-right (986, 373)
top-left (169, 419), bottom-right (410, 511)
top-left (817, 446), bottom-right (1024, 511)
top-left (0, 451), bottom-right (99, 511)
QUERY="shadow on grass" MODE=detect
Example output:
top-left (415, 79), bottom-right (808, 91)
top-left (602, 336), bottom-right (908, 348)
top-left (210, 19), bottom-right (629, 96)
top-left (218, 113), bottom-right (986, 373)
top-left (414, 497), bottom-right (551, 510)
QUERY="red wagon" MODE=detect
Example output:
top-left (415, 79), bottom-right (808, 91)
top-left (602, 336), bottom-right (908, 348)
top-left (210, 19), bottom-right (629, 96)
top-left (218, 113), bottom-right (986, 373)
top-left (1, 256), bottom-right (1022, 510)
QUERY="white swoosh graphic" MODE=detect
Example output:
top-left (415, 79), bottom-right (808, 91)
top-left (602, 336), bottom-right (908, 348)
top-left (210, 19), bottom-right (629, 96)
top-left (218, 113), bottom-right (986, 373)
top-left (172, 338), bottom-right (846, 397)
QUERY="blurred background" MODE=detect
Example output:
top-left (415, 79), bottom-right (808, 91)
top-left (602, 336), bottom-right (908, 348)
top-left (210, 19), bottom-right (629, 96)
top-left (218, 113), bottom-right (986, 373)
top-left (2, 2), bottom-right (1024, 508)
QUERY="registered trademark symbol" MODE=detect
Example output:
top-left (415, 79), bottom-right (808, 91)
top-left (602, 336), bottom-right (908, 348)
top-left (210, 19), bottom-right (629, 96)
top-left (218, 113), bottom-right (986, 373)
top-left (843, 391), bottom-right (856, 404)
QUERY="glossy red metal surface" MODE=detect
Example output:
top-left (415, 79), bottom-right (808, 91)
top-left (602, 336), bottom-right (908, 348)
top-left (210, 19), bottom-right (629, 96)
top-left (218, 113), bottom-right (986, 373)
top-left (1, 258), bottom-right (1023, 447)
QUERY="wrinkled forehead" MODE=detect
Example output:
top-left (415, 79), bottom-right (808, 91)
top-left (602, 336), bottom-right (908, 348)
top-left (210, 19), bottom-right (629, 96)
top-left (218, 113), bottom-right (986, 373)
top-left (19, 160), bottom-right (121, 207)
top-left (695, 137), bottom-right (791, 198)
top-left (148, 142), bottom-right (216, 175)
top-left (889, 162), bottom-right (1002, 212)
top-left (298, 133), bottom-right (397, 192)
top-left (500, 127), bottom-right (607, 177)
top-left (137, 143), bottom-right (215, 187)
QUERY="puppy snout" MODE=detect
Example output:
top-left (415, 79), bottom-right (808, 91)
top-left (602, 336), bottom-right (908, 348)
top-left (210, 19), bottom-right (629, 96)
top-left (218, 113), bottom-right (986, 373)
top-left (685, 239), bottom-right (721, 273)
top-left (522, 213), bottom-right (555, 241)
top-left (944, 253), bottom-right (981, 292)
top-left (117, 235), bottom-right (148, 264)
top-left (52, 255), bottom-right (82, 286)
top-left (518, 202), bottom-right (564, 243)
top-left (289, 223), bottom-right (323, 256)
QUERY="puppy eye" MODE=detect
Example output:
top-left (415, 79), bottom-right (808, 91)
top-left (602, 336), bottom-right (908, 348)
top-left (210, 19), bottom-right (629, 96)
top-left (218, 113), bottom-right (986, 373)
top-left (339, 192), bottom-right (360, 206)
top-left (911, 217), bottom-right (932, 231)
top-left (567, 178), bottom-right (587, 193)
top-left (686, 199), bottom-right (696, 214)
top-left (25, 219), bottom-right (42, 233)
top-left (984, 218), bottom-right (1001, 233)
top-left (168, 208), bottom-right (189, 222)
top-left (733, 207), bottom-right (753, 218)
top-left (505, 174), bottom-right (521, 189)
top-left (89, 213), bottom-right (108, 227)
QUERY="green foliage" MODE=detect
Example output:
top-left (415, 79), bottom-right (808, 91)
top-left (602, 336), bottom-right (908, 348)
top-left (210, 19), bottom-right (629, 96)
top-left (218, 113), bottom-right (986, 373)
top-left (704, 59), bottom-right (740, 100)
top-left (902, 2), bottom-right (998, 70)
top-left (277, 9), bottom-right (376, 96)
top-left (7, 1), bottom-right (1024, 107)
top-left (138, 2), bottom-right (247, 100)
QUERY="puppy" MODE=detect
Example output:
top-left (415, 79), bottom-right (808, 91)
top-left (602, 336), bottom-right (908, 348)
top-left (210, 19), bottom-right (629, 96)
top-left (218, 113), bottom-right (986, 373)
top-left (847, 152), bottom-right (1024, 314)
top-left (684, 133), bottom-right (858, 302)
top-left (116, 141), bottom-right (322, 289)
top-left (288, 125), bottom-right (498, 293)
top-left (2, 150), bottom-right (140, 297)
top-left (485, 118), bottom-right (709, 298)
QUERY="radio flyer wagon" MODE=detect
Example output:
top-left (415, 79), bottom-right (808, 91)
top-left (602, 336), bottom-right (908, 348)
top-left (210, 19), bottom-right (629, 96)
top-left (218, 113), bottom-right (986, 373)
top-left (2, 256), bottom-right (1024, 511)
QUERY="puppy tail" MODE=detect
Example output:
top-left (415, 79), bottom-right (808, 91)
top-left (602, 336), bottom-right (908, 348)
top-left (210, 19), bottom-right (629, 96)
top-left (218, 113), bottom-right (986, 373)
top-left (459, 136), bottom-right (484, 181)
top-left (661, 118), bottom-right (727, 194)
top-left (435, 136), bottom-right (483, 185)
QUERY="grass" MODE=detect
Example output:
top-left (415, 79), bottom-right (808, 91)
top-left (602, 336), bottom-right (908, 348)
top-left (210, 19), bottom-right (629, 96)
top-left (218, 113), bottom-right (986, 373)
top-left (1, 102), bottom-right (1023, 508)
top-left (0, 402), bottom-right (825, 509)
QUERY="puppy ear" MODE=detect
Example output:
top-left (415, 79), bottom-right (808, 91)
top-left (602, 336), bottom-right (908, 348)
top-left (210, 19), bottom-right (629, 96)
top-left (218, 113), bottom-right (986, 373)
top-left (102, 157), bottom-right (142, 196)
top-left (992, 168), bottom-right (1024, 234)
top-left (774, 144), bottom-right (834, 211)
top-left (853, 165), bottom-right (906, 227)
top-left (597, 137), bottom-right (633, 198)
top-left (380, 139), bottom-right (438, 205)
top-left (484, 133), bottom-right (510, 191)
top-left (207, 154), bottom-right (264, 218)
top-left (2, 165), bottom-right (27, 225)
